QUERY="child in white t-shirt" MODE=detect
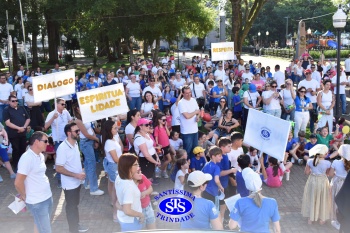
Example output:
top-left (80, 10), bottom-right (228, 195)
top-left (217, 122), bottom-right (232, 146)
top-left (174, 158), bottom-right (189, 196)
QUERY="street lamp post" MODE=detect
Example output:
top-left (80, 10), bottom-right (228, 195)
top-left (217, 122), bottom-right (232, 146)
top-left (266, 31), bottom-right (269, 47)
top-left (19, 0), bottom-right (28, 70)
top-left (176, 33), bottom-right (179, 69)
top-left (258, 32), bottom-right (261, 46)
top-left (333, 5), bottom-right (347, 121)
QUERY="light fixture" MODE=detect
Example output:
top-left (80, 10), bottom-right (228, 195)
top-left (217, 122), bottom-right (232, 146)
top-left (333, 5), bottom-right (347, 28)
top-left (266, 31), bottom-right (269, 36)
top-left (258, 32), bottom-right (261, 36)
top-left (307, 28), bottom-right (311, 34)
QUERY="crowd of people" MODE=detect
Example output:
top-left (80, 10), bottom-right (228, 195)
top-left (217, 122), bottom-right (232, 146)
top-left (0, 50), bottom-right (350, 233)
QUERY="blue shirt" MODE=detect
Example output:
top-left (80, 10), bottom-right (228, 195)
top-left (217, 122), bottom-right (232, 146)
top-left (236, 171), bottom-right (249, 197)
top-left (250, 64), bottom-right (256, 75)
top-left (190, 156), bottom-right (206, 171)
top-left (219, 154), bottom-right (230, 188)
top-left (202, 161), bottom-right (221, 197)
top-left (180, 198), bottom-right (219, 229)
top-left (103, 79), bottom-right (117, 86)
top-left (294, 96), bottom-right (311, 112)
top-left (211, 86), bottom-right (225, 103)
top-left (86, 82), bottom-right (98, 90)
top-left (286, 138), bottom-right (298, 152)
top-left (72, 82), bottom-right (83, 99)
top-left (230, 197), bottom-right (280, 233)
top-left (140, 80), bottom-right (147, 90)
top-left (304, 142), bottom-right (317, 156)
top-left (233, 94), bottom-right (242, 112)
top-left (99, 73), bottom-right (106, 83)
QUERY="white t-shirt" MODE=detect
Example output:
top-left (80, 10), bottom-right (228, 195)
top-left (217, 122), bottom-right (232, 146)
top-left (115, 177), bottom-right (142, 223)
top-left (190, 82), bottom-right (205, 98)
top-left (151, 66), bottom-right (161, 75)
top-left (273, 71), bottom-right (285, 89)
top-left (126, 82), bottom-right (141, 98)
top-left (311, 71), bottom-right (322, 84)
top-left (14, 84), bottom-right (23, 99)
top-left (141, 102), bottom-right (154, 115)
top-left (169, 138), bottom-right (183, 151)
top-left (178, 97), bottom-right (199, 134)
top-left (332, 75), bottom-right (348, 94)
top-left (331, 159), bottom-right (348, 178)
top-left (0, 83), bottom-right (13, 104)
top-left (243, 91), bottom-right (260, 109)
top-left (17, 149), bottom-right (52, 204)
top-left (295, 66), bottom-right (303, 76)
top-left (56, 140), bottom-right (82, 190)
top-left (142, 86), bottom-right (162, 101)
top-left (24, 93), bottom-right (39, 106)
top-left (205, 78), bottom-right (217, 87)
top-left (79, 122), bottom-right (94, 139)
top-left (281, 89), bottom-right (296, 107)
top-left (104, 139), bottom-right (122, 163)
top-left (307, 159), bottom-right (331, 175)
top-left (173, 78), bottom-right (186, 89)
top-left (298, 79), bottom-right (320, 103)
top-left (21, 88), bottom-right (28, 99)
top-left (241, 72), bottom-right (254, 82)
top-left (125, 123), bottom-right (135, 149)
top-left (174, 169), bottom-right (187, 192)
top-left (227, 147), bottom-right (244, 169)
top-left (262, 90), bottom-right (282, 110)
top-left (45, 110), bottom-right (72, 142)
top-left (345, 58), bottom-right (350, 72)
top-left (214, 69), bottom-right (224, 79)
top-left (134, 133), bottom-right (156, 157)
top-left (171, 104), bottom-right (181, 126)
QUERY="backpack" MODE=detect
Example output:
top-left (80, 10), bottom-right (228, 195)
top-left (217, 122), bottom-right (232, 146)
top-left (129, 135), bottom-right (141, 156)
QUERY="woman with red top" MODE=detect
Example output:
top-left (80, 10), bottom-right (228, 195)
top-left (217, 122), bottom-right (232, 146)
top-left (137, 174), bottom-right (156, 229)
top-left (154, 112), bottom-right (171, 179)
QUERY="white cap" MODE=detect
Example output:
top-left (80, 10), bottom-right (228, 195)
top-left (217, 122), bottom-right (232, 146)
top-left (188, 171), bottom-right (212, 187)
top-left (242, 167), bottom-right (262, 193)
top-left (338, 144), bottom-right (350, 161)
top-left (309, 144), bottom-right (328, 157)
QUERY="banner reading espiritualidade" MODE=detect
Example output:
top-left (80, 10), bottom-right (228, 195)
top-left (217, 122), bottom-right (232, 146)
top-left (211, 42), bottom-right (235, 61)
top-left (77, 83), bottom-right (129, 123)
top-left (32, 69), bottom-right (76, 102)
top-left (244, 109), bottom-right (290, 162)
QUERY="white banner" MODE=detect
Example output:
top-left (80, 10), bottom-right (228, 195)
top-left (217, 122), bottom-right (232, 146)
top-left (211, 42), bottom-right (235, 61)
top-left (243, 109), bottom-right (290, 162)
top-left (77, 83), bottom-right (129, 123)
top-left (32, 69), bottom-right (76, 102)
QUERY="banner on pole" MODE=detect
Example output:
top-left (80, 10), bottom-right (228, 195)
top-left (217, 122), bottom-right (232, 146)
top-left (32, 69), bottom-right (76, 102)
top-left (77, 83), bottom-right (129, 123)
top-left (243, 109), bottom-right (290, 162)
top-left (211, 42), bottom-right (235, 61)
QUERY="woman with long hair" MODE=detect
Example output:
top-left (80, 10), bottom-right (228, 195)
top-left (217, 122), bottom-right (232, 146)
top-left (154, 112), bottom-right (171, 178)
top-left (317, 79), bottom-right (335, 134)
top-left (211, 109), bottom-right (240, 144)
top-left (281, 79), bottom-right (296, 121)
top-left (140, 91), bottom-right (155, 118)
top-left (301, 144), bottom-right (331, 225)
top-left (102, 120), bottom-right (123, 222)
top-left (125, 109), bottom-right (141, 149)
top-left (293, 86), bottom-right (313, 138)
top-left (14, 76), bottom-right (23, 106)
top-left (115, 153), bottom-right (144, 231)
top-left (225, 72), bottom-right (235, 109)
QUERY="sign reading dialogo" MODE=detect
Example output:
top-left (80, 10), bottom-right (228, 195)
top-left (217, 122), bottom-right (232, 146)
top-left (77, 83), bottom-right (129, 123)
top-left (32, 69), bottom-right (76, 102)
top-left (243, 109), bottom-right (290, 162)
top-left (210, 42), bottom-right (235, 62)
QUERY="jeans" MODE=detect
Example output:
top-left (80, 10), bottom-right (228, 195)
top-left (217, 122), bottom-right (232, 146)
top-left (129, 96), bottom-right (141, 111)
top-left (281, 109), bottom-right (295, 121)
top-left (63, 186), bottom-right (81, 233)
top-left (266, 109), bottom-right (282, 118)
top-left (0, 104), bottom-right (8, 122)
top-left (181, 132), bottom-right (198, 160)
top-left (119, 217), bottom-right (142, 232)
top-left (294, 111), bottom-right (309, 138)
top-left (80, 139), bottom-right (99, 192)
top-left (26, 197), bottom-right (53, 233)
top-left (340, 94), bottom-right (346, 114)
top-left (309, 103), bottom-right (318, 133)
top-left (9, 135), bottom-right (27, 172)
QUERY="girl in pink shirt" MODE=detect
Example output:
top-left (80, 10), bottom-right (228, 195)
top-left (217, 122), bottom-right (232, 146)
top-left (137, 174), bottom-right (156, 229)
top-left (260, 156), bottom-right (293, 188)
top-left (154, 112), bottom-right (171, 178)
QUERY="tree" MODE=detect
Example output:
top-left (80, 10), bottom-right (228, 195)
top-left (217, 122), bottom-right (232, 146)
top-left (230, 0), bottom-right (268, 52)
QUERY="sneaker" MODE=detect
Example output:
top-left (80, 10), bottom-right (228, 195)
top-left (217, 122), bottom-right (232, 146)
top-left (331, 220), bottom-right (340, 230)
top-left (167, 163), bottom-right (172, 171)
top-left (152, 178), bottom-right (160, 185)
top-left (151, 191), bottom-right (159, 196)
top-left (1, 164), bottom-right (5, 168)
top-left (298, 159), bottom-right (303, 165)
top-left (90, 189), bottom-right (104, 196)
top-left (78, 224), bottom-right (89, 232)
top-left (10, 173), bottom-right (16, 179)
top-left (291, 157), bottom-right (295, 163)
top-left (84, 185), bottom-right (90, 190)
top-left (162, 171), bottom-right (169, 179)
top-left (0, 175), bottom-right (3, 182)
top-left (57, 180), bottom-right (62, 189)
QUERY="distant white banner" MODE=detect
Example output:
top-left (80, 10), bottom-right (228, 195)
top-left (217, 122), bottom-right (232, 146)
top-left (77, 83), bottom-right (129, 123)
top-left (244, 109), bottom-right (290, 162)
top-left (211, 42), bottom-right (235, 61)
top-left (32, 69), bottom-right (76, 102)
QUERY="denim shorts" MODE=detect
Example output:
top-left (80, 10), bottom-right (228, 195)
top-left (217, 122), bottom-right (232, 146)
top-left (0, 147), bottom-right (9, 162)
top-left (26, 197), bottom-right (53, 233)
top-left (142, 203), bottom-right (155, 225)
top-left (103, 158), bottom-right (118, 182)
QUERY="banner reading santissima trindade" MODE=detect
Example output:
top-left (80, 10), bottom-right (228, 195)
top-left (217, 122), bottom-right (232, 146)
top-left (77, 83), bottom-right (129, 123)
top-left (211, 42), bottom-right (235, 61)
top-left (32, 69), bottom-right (76, 102)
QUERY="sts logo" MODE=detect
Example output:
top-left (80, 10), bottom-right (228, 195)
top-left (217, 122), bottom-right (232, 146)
top-left (159, 197), bottom-right (192, 215)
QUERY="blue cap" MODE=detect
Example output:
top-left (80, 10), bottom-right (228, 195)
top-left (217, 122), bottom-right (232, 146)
top-left (170, 97), bottom-right (177, 104)
top-left (249, 84), bottom-right (257, 93)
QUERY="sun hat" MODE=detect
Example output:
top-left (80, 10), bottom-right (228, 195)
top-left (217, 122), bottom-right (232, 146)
top-left (188, 171), bottom-right (212, 187)
top-left (309, 144), bottom-right (328, 157)
top-left (338, 144), bottom-right (350, 161)
top-left (242, 167), bottom-right (262, 193)
top-left (193, 146), bottom-right (205, 155)
top-left (304, 69), bottom-right (312, 74)
top-left (137, 118), bottom-right (151, 126)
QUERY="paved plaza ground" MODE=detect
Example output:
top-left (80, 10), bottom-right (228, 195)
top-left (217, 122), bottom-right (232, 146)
top-left (0, 54), bottom-right (347, 232)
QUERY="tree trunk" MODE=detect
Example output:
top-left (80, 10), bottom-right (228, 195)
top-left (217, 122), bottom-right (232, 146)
top-left (115, 38), bottom-right (122, 60)
top-left (143, 40), bottom-right (149, 58)
top-left (0, 56), bottom-right (4, 69)
top-left (45, 13), bottom-right (59, 65)
top-left (152, 38), bottom-right (160, 62)
top-left (198, 37), bottom-right (205, 48)
top-left (31, 31), bottom-right (39, 68)
top-left (12, 38), bottom-right (19, 72)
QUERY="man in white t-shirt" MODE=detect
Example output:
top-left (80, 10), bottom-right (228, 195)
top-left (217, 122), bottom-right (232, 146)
top-left (56, 122), bottom-right (89, 233)
top-left (0, 73), bottom-right (15, 122)
top-left (345, 54), bottom-right (350, 78)
top-left (241, 66), bottom-right (254, 82)
top-left (15, 131), bottom-right (53, 233)
top-left (17, 65), bottom-right (25, 77)
top-left (151, 62), bottom-right (161, 75)
top-left (214, 64), bottom-right (224, 80)
top-left (190, 76), bottom-right (206, 99)
top-left (332, 73), bottom-right (349, 115)
top-left (298, 69), bottom-right (321, 133)
top-left (178, 86), bottom-right (200, 159)
top-left (273, 65), bottom-right (285, 89)
top-left (310, 64), bottom-right (321, 84)
top-left (142, 77), bottom-right (162, 102)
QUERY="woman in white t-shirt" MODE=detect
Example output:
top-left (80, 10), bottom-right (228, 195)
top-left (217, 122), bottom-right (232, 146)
top-left (102, 120), bottom-right (123, 222)
top-left (14, 76), bottom-right (24, 106)
top-left (281, 79), bottom-right (296, 121)
top-left (262, 81), bottom-right (283, 118)
top-left (21, 80), bottom-right (30, 105)
top-left (126, 74), bottom-right (142, 111)
top-left (115, 154), bottom-right (143, 231)
top-left (125, 109), bottom-right (141, 149)
top-left (317, 80), bottom-right (334, 133)
top-left (133, 118), bottom-right (161, 180)
top-left (242, 84), bottom-right (261, 130)
top-left (141, 91), bottom-right (155, 118)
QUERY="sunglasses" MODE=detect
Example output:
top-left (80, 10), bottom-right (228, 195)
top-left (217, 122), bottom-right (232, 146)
top-left (265, 85), bottom-right (270, 87)
top-left (60, 103), bottom-right (66, 106)
top-left (142, 124), bottom-right (150, 127)
top-left (220, 101), bottom-right (226, 103)
top-left (217, 80), bottom-right (223, 82)
top-left (29, 89), bottom-right (33, 91)
top-left (11, 100), bottom-right (18, 102)
top-left (71, 129), bottom-right (80, 134)
top-left (40, 139), bottom-right (49, 143)
top-left (161, 119), bottom-right (166, 122)
top-left (299, 90), bottom-right (306, 93)
top-left (271, 85), bottom-right (277, 88)
top-left (306, 73), bottom-right (311, 75)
